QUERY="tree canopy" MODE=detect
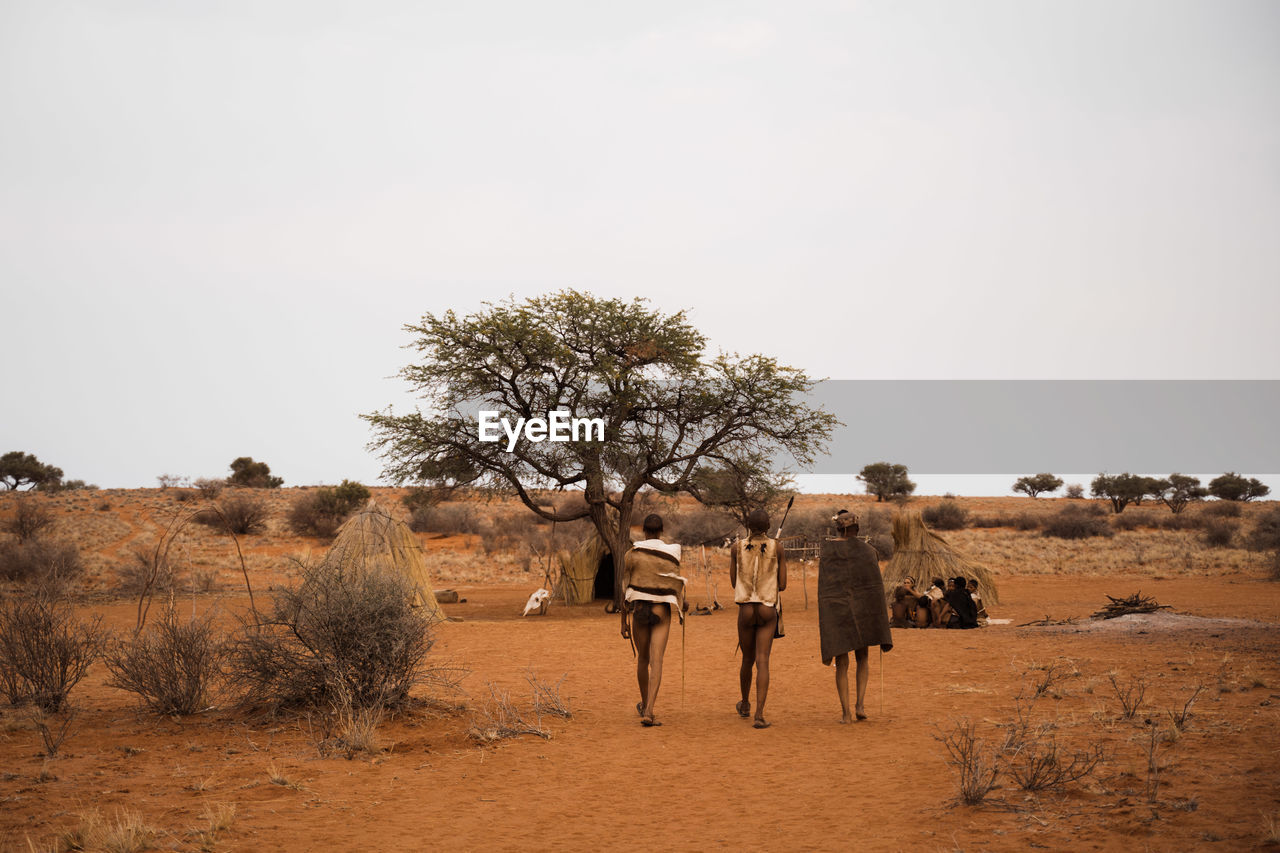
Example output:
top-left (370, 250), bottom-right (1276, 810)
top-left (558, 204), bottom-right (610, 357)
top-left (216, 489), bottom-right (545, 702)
top-left (1207, 472), bottom-right (1271, 502)
top-left (227, 457), bottom-right (284, 489)
top-left (857, 462), bottom-right (916, 502)
top-left (363, 291), bottom-right (835, 602)
top-left (1012, 473), bottom-right (1063, 498)
top-left (0, 452), bottom-right (63, 491)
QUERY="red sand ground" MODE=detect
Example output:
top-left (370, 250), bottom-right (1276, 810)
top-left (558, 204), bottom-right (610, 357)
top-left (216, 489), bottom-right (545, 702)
top-left (2, 490), bottom-right (1279, 850)
top-left (3, 573), bottom-right (1280, 851)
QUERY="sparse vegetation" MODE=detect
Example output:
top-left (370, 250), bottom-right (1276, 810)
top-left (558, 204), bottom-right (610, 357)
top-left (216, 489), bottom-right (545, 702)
top-left (0, 594), bottom-right (106, 712)
top-left (226, 456), bottom-right (284, 489)
top-left (1042, 505), bottom-right (1113, 540)
top-left (1012, 473), bottom-right (1063, 498)
top-left (194, 494), bottom-right (269, 535)
top-left (2, 496), bottom-right (56, 542)
top-left (936, 719), bottom-right (999, 805)
top-left (0, 538), bottom-right (84, 590)
top-left (922, 500), bottom-right (969, 530)
top-left (105, 599), bottom-right (226, 715)
top-left (288, 480), bottom-right (371, 538)
top-left (467, 683), bottom-right (551, 744)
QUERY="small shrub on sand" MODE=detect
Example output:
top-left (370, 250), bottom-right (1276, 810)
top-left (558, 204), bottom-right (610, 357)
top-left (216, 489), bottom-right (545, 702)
top-left (0, 538), bottom-right (83, 590)
top-left (935, 719), bottom-right (999, 805)
top-left (227, 560), bottom-right (441, 713)
top-left (1042, 507), bottom-right (1113, 540)
top-left (1199, 518), bottom-right (1238, 549)
top-left (288, 481), bottom-right (370, 538)
top-left (1200, 501), bottom-right (1242, 519)
top-left (922, 500), bottom-right (969, 530)
top-left (194, 494), bottom-right (269, 536)
top-left (105, 599), bottom-right (226, 715)
top-left (0, 594), bottom-right (106, 713)
top-left (666, 509), bottom-right (738, 546)
top-left (1, 497), bottom-right (56, 542)
top-left (409, 502), bottom-right (480, 536)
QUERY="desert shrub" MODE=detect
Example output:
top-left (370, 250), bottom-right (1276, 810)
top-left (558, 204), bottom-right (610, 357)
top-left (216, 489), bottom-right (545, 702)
top-left (1064, 483), bottom-right (1085, 499)
top-left (1200, 501), bottom-right (1242, 519)
top-left (226, 456), bottom-right (283, 489)
top-left (1112, 509), bottom-right (1155, 531)
top-left (288, 481), bottom-right (370, 538)
top-left (1200, 519), bottom-right (1238, 549)
top-left (1013, 512), bottom-right (1042, 531)
top-left (194, 494), bottom-right (268, 535)
top-left (970, 514), bottom-right (1005, 529)
top-left (1159, 512), bottom-right (1199, 531)
top-left (936, 719), bottom-right (999, 805)
top-left (666, 509), bottom-right (738, 546)
top-left (923, 501), bottom-right (969, 530)
top-left (1042, 507), bottom-right (1113, 540)
top-left (115, 544), bottom-right (177, 596)
top-left (105, 599), bottom-right (225, 715)
top-left (0, 538), bottom-right (84, 589)
top-left (193, 477), bottom-right (225, 498)
top-left (409, 503), bottom-right (480, 536)
top-left (2, 497), bottom-right (56, 542)
top-left (227, 560), bottom-right (436, 712)
top-left (0, 594), bottom-right (106, 712)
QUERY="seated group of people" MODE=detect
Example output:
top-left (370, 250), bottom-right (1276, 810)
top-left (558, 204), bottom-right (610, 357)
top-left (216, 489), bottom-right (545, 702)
top-left (889, 576), bottom-right (986, 630)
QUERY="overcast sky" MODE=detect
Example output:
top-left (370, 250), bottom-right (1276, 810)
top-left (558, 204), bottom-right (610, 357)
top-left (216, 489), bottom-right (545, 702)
top-left (3, 1), bottom-right (1278, 493)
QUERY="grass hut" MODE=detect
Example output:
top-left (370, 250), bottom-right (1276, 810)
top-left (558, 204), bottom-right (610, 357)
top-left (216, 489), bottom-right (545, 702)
top-left (321, 500), bottom-right (444, 623)
top-left (883, 509), bottom-right (1000, 604)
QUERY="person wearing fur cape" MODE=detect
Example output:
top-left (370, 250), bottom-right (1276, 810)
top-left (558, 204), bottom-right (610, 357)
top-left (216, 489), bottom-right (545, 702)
top-left (819, 510), bottom-right (893, 723)
top-left (619, 514), bottom-right (687, 727)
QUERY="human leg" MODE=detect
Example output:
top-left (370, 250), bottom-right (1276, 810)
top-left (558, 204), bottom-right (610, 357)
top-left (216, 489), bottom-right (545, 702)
top-left (752, 604), bottom-right (777, 727)
top-left (631, 606), bottom-right (651, 713)
top-left (641, 604), bottom-right (671, 724)
top-left (736, 604), bottom-right (756, 716)
top-left (854, 647), bottom-right (869, 720)
top-left (834, 653), bottom-right (852, 723)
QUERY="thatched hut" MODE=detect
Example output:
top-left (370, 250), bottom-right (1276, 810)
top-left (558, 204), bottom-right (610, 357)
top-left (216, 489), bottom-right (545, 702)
top-left (882, 510), bottom-right (999, 604)
top-left (554, 531), bottom-right (615, 605)
top-left (321, 500), bottom-right (444, 622)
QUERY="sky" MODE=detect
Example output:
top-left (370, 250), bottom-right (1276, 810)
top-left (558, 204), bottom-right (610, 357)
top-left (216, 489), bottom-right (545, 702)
top-left (3, 1), bottom-right (1278, 494)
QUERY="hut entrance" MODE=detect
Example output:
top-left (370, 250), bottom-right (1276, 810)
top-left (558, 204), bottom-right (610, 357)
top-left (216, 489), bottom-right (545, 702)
top-left (593, 553), bottom-right (615, 600)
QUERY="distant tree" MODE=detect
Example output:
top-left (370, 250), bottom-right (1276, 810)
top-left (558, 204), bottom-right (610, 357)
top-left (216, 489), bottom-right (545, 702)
top-left (1064, 483), bottom-right (1085, 499)
top-left (226, 457), bottom-right (283, 489)
top-left (685, 451), bottom-right (793, 529)
top-left (1207, 472), bottom-right (1271, 502)
top-left (1127, 476), bottom-right (1167, 507)
top-left (1012, 473), bottom-right (1064, 498)
top-left (0, 452), bottom-right (63, 491)
top-left (857, 462), bottom-right (916, 503)
top-left (1090, 473), bottom-right (1149, 514)
top-left (1153, 473), bottom-right (1208, 514)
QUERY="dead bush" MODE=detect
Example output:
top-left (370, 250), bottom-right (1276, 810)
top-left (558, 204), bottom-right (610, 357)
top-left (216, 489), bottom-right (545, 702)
top-left (105, 599), bottom-right (225, 715)
top-left (923, 500), bottom-right (969, 530)
top-left (1005, 732), bottom-right (1105, 792)
top-left (467, 683), bottom-right (551, 744)
top-left (935, 719), bottom-right (1000, 805)
top-left (226, 560), bottom-right (441, 713)
top-left (194, 494), bottom-right (269, 535)
top-left (193, 477), bottom-right (225, 498)
top-left (0, 594), bottom-right (106, 713)
top-left (1042, 507), bottom-right (1113, 540)
top-left (2, 497), bottom-right (56, 542)
top-left (0, 538), bottom-right (84, 590)
top-left (116, 545), bottom-right (177, 596)
top-left (1109, 672), bottom-right (1147, 719)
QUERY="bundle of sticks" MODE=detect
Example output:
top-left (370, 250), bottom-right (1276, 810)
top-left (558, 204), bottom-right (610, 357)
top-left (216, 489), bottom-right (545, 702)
top-left (1091, 592), bottom-right (1172, 620)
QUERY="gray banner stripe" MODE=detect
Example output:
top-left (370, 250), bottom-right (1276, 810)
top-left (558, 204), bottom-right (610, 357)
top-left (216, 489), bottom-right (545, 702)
top-left (803, 380), bottom-right (1279, 475)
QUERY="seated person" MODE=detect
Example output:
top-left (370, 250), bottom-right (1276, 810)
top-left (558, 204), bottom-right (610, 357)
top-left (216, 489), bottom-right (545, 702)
top-left (927, 578), bottom-right (950, 629)
top-left (944, 575), bottom-right (979, 629)
top-left (912, 594), bottom-right (933, 628)
top-left (967, 578), bottom-right (989, 624)
top-left (889, 576), bottom-right (918, 627)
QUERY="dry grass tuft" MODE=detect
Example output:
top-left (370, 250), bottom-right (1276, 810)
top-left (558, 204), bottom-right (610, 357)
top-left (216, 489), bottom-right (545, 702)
top-left (935, 719), bottom-right (1000, 805)
top-left (58, 808), bottom-right (155, 853)
top-left (467, 683), bottom-right (551, 744)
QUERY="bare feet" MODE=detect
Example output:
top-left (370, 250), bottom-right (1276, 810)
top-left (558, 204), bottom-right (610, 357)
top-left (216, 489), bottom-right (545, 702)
top-left (636, 702), bottom-right (644, 716)
top-left (840, 712), bottom-right (854, 724)
top-left (641, 715), bottom-right (662, 727)
top-left (736, 700), bottom-right (751, 718)
top-left (753, 717), bottom-right (771, 729)
top-left (855, 708), bottom-right (868, 721)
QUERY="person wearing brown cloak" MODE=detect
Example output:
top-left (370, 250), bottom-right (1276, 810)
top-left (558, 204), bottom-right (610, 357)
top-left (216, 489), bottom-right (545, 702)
top-left (620, 514), bottom-right (687, 727)
top-left (819, 510), bottom-right (893, 723)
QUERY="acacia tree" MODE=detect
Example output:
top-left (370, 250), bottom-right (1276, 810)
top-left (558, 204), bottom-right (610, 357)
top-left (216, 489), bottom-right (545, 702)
top-left (226, 457), bottom-right (283, 489)
top-left (857, 462), bottom-right (916, 502)
top-left (685, 450), bottom-right (794, 529)
top-left (1208, 472), bottom-right (1271, 502)
top-left (0, 452), bottom-right (63, 491)
top-left (1153, 473), bottom-right (1208, 514)
top-left (1090, 472), bottom-right (1150, 513)
top-left (1012, 473), bottom-right (1063, 498)
top-left (363, 291), bottom-right (835, 605)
